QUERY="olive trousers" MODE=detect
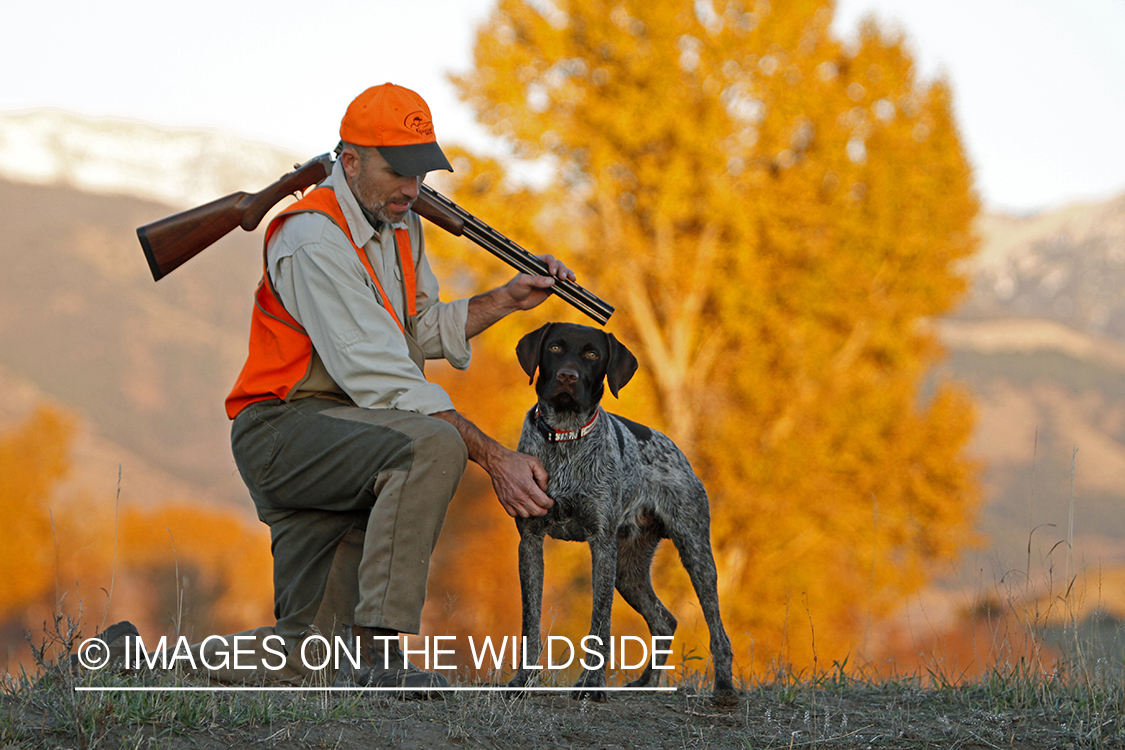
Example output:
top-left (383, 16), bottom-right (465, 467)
top-left (231, 397), bottom-right (467, 651)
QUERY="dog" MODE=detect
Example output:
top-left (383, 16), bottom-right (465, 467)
top-left (508, 322), bottom-right (737, 706)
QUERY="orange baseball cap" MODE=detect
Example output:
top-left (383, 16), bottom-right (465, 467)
top-left (340, 83), bottom-right (453, 177)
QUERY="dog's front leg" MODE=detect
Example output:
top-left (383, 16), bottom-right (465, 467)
top-left (574, 535), bottom-right (617, 701)
top-left (508, 527), bottom-right (545, 689)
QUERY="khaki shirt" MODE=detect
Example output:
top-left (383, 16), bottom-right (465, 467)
top-left (266, 161), bottom-right (471, 414)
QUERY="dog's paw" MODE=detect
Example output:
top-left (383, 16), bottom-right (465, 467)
top-left (710, 685), bottom-right (740, 708)
top-left (625, 667), bottom-right (659, 688)
top-left (572, 671), bottom-right (607, 702)
top-left (572, 687), bottom-right (608, 703)
top-left (505, 670), bottom-right (536, 700)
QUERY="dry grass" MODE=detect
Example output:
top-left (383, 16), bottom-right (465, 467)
top-left (5, 459), bottom-right (1122, 749)
top-left (2, 608), bottom-right (1122, 750)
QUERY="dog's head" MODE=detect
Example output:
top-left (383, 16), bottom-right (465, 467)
top-left (516, 323), bottom-right (638, 413)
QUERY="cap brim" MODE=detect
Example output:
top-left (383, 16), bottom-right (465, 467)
top-left (376, 142), bottom-right (453, 177)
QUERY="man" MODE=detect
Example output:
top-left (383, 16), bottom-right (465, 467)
top-left (224, 83), bottom-right (565, 688)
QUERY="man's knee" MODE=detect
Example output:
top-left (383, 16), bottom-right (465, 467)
top-left (416, 417), bottom-right (468, 475)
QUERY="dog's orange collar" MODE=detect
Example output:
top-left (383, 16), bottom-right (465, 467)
top-left (534, 406), bottom-right (599, 443)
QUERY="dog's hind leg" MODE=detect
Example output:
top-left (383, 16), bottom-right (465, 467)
top-left (508, 529), bottom-right (546, 689)
top-left (615, 531), bottom-right (677, 688)
top-left (669, 523), bottom-right (739, 706)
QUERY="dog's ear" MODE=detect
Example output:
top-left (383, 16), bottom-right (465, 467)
top-left (515, 323), bottom-right (555, 384)
top-left (605, 332), bottom-right (638, 398)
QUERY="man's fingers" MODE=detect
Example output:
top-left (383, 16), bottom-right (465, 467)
top-left (504, 501), bottom-right (529, 519)
top-left (508, 481), bottom-right (551, 517)
top-left (528, 274), bottom-right (556, 289)
top-left (534, 253), bottom-right (577, 282)
top-left (547, 263), bottom-right (575, 281)
top-left (502, 492), bottom-right (549, 518)
top-left (491, 450), bottom-right (553, 517)
top-left (521, 454), bottom-right (551, 501)
top-left (531, 460), bottom-right (549, 493)
top-left (527, 484), bottom-right (553, 512)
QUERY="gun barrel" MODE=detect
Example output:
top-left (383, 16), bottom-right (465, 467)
top-left (417, 185), bottom-right (614, 325)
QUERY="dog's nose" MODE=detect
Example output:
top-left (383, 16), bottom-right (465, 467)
top-left (556, 368), bottom-right (579, 385)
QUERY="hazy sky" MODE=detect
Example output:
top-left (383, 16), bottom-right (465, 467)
top-left (2, 0), bottom-right (1122, 214)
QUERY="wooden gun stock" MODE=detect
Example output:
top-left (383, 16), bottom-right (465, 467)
top-left (137, 153), bottom-right (334, 280)
top-left (137, 155), bottom-right (614, 324)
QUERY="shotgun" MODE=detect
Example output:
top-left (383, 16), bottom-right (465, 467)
top-left (137, 153), bottom-right (614, 325)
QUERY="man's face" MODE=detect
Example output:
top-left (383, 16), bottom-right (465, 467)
top-left (343, 146), bottom-right (422, 225)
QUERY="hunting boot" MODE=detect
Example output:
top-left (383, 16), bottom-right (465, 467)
top-left (333, 625), bottom-right (448, 695)
top-left (69, 620), bottom-right (140, 672)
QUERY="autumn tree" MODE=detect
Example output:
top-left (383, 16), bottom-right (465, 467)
top-left (117, 504), bottom-right (273, 639)
top-left (426, 0), bottom-right (980, 678)
top-left (0, 406), bottom-right (75, 621)
top-left (0, 404), bottom-right (272, 668)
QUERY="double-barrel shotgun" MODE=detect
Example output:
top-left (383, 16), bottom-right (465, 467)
top-left (136, 153), bottom-right (613, 325)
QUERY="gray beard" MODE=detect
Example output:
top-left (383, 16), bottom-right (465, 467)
top-left (359, 204), bottom-right (386, 233)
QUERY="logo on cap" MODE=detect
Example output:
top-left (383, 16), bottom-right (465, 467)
top-left (404, 111), bottom-right (434, 138)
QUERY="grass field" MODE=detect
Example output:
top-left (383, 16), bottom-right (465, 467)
top-left (3, 612), bottom-right (1122, 749)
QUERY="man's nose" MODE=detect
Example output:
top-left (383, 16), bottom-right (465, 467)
top-left (401, 176), bottom-right (421, 199)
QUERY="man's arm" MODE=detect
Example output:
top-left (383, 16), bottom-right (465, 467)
top-left (464, 255), bottom-right (576, 339)
top-left (429, 410), bottom-right (553, 518)
top-left (452, 254), bottom-right (574, 515)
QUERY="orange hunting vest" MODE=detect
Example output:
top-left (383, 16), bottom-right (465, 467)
top-left (225, 186), bottom-right (418, 419)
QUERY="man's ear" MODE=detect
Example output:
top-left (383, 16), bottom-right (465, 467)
top-left (605, 332), bottom-right (638, 398)
top-left (515, 323), bottom-right (555, 384)
top-left (339, 145), bottom-right (361, 180)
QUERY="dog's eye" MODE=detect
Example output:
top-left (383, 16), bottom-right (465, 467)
top-left (548, 344), bottom-right (562, 353)
top-left (583, 350), bottom-right (600, 360)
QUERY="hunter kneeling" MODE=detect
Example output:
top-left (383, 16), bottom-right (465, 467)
top-left (113, 83), bottom-right (576, 690)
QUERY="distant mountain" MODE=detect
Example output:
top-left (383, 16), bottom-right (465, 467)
top-left (0, 110), bottom-right (316, 506)
top-left (962, 193), bottom-right (1125, 339)
top-left (934, 190), bottom-right (1125, 589)
top-left (0, 174), bottom-right (257, 505)
top-left (0, 363), bottom-right (241, 513)
top-left (0, 109), bottom-right (304, 209)
top-left (936, 319), bottom-right (1125, 581)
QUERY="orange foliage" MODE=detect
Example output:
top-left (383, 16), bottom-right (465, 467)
top-left (424, 0), bottom-right (982, 681)
top-left (0, 404), bottom-right (272, 669)
top-left (0, 406), bottom-right (75, 620)
top-left (115, 504), bottom-right (273, 640)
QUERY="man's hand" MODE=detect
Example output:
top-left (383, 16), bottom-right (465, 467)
top-left (503, 254), bottom-right (577, 312)
top-left (465, 254), bottom-right (577, 338)
top-left (484, 446), bottom-right (554, 518)
top-left (430, 410), bottom-right (554, 518)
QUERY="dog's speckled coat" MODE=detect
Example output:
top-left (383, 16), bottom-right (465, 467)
top-left (509, 323), bottom-right (737, 706)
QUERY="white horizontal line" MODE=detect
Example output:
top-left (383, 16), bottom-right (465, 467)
top-left (75, 686), bottom-right (677, 693)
